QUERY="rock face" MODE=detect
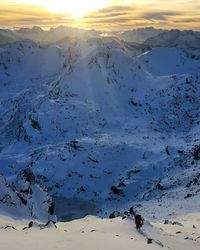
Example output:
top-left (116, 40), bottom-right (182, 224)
top-left (0, 173), bottom-right (52, 221)
top-left (0, 29), bottom-right (200, 220)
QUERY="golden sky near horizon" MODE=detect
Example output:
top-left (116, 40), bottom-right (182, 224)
top-left (0, 0), bottom-right (200, 30)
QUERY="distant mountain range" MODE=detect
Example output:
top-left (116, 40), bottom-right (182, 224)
top-left (1, 26), bottom-right (200, 46)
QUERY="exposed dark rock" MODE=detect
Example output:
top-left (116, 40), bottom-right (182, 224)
top-left (31, 119), bottom-right (41, 130)
top-left (147, 238), bottom-right (153, 244)
top-left (192, 145), bottom-right (200, 160)
top-left (28, 221), bottom-right (33, 228)
top-left (48, 201), bottom-right (55, 216)
top-left (164, 219), bottom-right (169, 224)
top-left (16, 192), bottom-right (27, 205)
top-left (109, 211), bottom-right (120, 219)
top-left (184, 193), bottom-right (193, 199)
top-left (19, 168), bottom-right (36, 184)
top-left (129, 207), bottom-right (136, 215)
top-left (65, 140), bottom-right (82, 152)
top-left (165, 146), bottom-right (170, 155)
top-left (4, 225), bottom-right (17, 231)
top-left (43, 220), bottom-right (57, 229)
top-left (111, 186), bottom-right (124, 196)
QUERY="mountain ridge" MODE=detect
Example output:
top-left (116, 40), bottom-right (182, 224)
top-left (0, 29), bottom-right (200, 221)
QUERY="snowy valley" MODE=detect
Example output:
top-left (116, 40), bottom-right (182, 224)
top-left (0, 27), bottom-right (200, 249)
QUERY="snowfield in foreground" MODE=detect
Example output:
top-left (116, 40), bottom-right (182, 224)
top-left (0, 213), bottom-right (200, 250)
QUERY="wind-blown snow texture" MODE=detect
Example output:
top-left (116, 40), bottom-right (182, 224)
top-left (0, 27), bottom-right (200, 222)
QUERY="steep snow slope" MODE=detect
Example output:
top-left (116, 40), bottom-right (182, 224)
top-left (0, 35), bottom-right (200, 222)
top-left (138, 47), bottom-right (200, 76)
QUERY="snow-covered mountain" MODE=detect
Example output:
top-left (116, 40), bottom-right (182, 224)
top-left (0, 28), bottom-right (200, 223)
top-left (117, 27), bottom-right (164, 43)
top-left (144, 29), bottom-right (200, 50)
top-left (0, 29), bottom-right (21, 45)
top-left (0, 26), bottom-right (100, 45)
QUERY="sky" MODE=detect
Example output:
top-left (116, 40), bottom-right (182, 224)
top-left (0, 0), bottom-right (200, 31)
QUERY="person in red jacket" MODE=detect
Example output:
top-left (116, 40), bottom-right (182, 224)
top-left (135, 214), bottom-right (144, 229)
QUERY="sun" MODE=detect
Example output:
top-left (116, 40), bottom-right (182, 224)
top-left (18, 0), bottom-right (111, 17)
top-left (47, 0), bottom-right (111, 17)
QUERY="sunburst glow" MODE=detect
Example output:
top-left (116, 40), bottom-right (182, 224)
top-left (18, 0), bottom-right (111, 17)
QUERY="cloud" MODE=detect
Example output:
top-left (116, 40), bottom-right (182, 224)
top-left (0, 3), bottom-right (75, 28)
top-left (82, 3), bottom-right (200, 30)
top-left (0, 1), bottom-right (199, 30)
top-left (142, 11), bottom-right (180, 21)
top-left (172, 18), bottom-right (196, 23)
top-left (85, 5), bottom-right (134, 19)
